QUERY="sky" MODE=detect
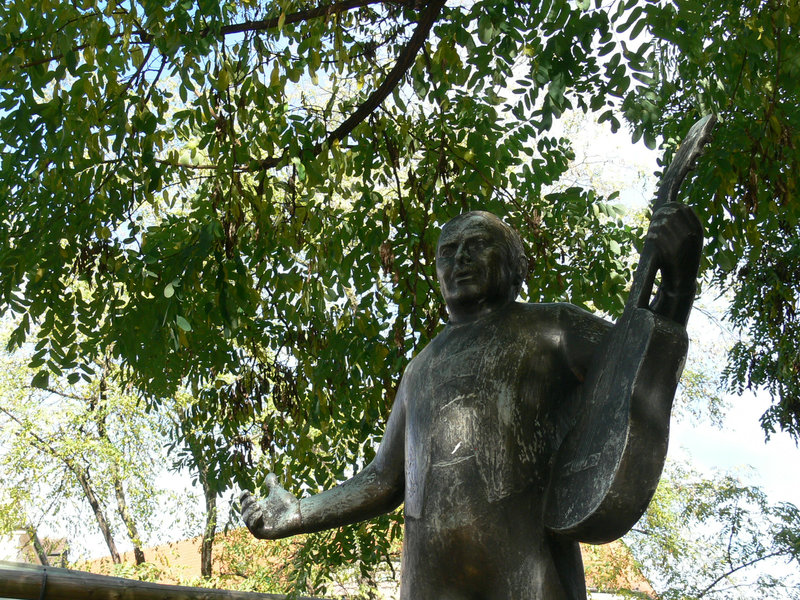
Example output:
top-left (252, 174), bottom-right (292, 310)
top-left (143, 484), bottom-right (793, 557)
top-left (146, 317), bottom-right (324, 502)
top-left (671, 295), bottom-right (800, 507)
top-left (672, 387), bottom-right (800, 508)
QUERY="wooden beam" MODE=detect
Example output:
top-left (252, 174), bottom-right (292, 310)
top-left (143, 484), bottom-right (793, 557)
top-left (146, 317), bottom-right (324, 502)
top-left (0, 560), bottom-right (324, 600)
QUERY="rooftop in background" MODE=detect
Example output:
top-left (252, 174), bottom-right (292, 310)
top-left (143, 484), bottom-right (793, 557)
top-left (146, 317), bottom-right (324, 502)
top-left (0, 528), bottom-right (68, 566)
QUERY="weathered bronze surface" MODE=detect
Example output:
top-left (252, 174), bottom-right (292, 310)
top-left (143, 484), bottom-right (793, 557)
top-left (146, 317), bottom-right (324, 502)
top-left (241, 117), bottom-right (715, 599)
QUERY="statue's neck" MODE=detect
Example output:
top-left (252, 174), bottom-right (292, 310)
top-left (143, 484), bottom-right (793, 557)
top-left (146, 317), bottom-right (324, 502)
top-left (446, 298), bottom-right (514, 325)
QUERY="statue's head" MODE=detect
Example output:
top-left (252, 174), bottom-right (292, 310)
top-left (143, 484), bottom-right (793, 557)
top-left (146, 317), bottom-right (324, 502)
top-left (436, 211), bottom-right (528, 322)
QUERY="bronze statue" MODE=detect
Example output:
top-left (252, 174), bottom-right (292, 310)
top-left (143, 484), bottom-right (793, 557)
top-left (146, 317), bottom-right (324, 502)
top-left (241, 117), bottom-right (715, 599)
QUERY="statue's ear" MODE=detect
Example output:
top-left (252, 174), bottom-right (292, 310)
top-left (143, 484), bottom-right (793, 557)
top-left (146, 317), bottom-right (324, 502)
top-left (514, 263), bottom-right (527, 289)
top-left (510, 273), bottom-right (523, 299)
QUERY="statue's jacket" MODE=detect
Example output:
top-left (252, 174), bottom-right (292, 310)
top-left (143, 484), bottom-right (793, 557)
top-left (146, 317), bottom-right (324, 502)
top-left (402, 302), bottom-right (611, 521)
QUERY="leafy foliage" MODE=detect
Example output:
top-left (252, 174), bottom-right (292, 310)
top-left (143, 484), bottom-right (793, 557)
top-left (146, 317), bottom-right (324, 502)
top-left (0, 0), bottom-right (645, 588)
top-left (1, 0), bottom-right (799, 592)
top-left (0, 0), bottom-right (644, 396)
top-left (627, 462), bottom-right (800, 599)
top-left (628, 0), bottom-right (800, 437)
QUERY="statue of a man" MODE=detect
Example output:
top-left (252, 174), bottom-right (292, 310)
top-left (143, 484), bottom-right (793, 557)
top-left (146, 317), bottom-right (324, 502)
top-left (241, 204), bottom-right (702, 599)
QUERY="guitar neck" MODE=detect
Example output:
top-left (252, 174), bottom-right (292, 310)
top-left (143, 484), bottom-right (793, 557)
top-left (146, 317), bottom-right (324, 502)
top-left (625, 114), bottom-right (717, 313)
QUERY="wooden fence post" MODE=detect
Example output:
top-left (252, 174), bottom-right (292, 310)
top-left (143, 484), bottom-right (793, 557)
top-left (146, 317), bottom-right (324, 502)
top-left (0, 560), bottom-right (324, 600)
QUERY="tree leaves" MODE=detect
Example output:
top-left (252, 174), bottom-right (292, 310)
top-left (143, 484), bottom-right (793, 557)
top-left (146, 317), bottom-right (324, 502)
top-left (631, 0), bottom-right (800, 438)
top-left (176, 316), bottom-right (192, 332)
top-left (31, 370), bottom-right (49, 390)
top-left (627, 462), bottom-right (800, 599)
top-left (1, 0), bottom-right (800, 591)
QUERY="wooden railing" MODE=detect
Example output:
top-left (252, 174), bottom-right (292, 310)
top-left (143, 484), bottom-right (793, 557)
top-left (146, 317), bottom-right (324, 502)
top-left (0, 560), bottom-right (322, 600)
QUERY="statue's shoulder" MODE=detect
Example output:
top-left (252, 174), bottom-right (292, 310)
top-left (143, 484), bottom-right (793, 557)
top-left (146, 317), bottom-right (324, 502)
top-left (510, 301), bottom-right (574, 315)
top-left (530, 301), bottom-right (610, 324)
top-left (507, 301), bottom-right (595, 324)
top-left (509, 301), bottom-right (612, 341)
top-left (401, 344), bottom-right (432, 381)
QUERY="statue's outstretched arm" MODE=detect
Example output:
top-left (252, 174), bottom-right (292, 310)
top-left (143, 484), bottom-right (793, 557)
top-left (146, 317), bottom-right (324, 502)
top-left (241, 389), bottom-right (406, 539)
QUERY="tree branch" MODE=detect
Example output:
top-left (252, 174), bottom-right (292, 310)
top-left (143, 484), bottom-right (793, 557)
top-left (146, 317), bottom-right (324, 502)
top-left (257, 0), bottom-right (447, 170)
top-left (37, 386), bottom-right (91, 402)
top-left (696, 550), bottom-right (787, 598)
top-left (16, 0), bottom-right (399, 70)
top-left (220, 0), bottom-right (388, 36)
top-left (324, 0), bottom-right (445, 147)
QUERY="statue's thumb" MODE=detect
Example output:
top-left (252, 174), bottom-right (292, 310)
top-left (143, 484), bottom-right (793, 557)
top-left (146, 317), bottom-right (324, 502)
top-left (265, 472), bottom-right (280, 491)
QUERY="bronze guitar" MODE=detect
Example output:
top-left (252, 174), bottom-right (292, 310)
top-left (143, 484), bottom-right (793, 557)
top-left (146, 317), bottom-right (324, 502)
top-left (545, 115), bottom-right (717, 543)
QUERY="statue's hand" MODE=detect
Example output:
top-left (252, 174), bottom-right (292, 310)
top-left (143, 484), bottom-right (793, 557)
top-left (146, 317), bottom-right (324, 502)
top-left (648, 202), bottom-right (703, 296)
top-left (240, 473), bottom-right (301, 539)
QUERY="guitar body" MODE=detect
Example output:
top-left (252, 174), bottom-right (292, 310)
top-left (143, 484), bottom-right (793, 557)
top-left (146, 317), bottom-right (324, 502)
top-left (544, 307), bottom-right (688, 543)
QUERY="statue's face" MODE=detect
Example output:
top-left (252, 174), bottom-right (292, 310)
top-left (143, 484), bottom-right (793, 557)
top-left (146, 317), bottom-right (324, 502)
top-left (436, 214), bottom-right (514, 319)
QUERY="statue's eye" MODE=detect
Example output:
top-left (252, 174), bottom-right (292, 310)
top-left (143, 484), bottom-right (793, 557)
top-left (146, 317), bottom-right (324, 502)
top-left (439, 245), bottom-right (455, 258)
top-left (470, 238), bottom-right (487, 251)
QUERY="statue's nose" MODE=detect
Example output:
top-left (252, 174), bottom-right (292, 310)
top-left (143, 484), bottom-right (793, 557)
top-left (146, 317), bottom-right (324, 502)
top-left (455, 242), bottom-right (471, 264)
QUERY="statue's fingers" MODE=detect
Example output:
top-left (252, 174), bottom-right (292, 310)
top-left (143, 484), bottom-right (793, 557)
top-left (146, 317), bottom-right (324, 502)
top-left (662, 218), bottom-right (683, 241)
top-left (662, 209), bottom-right (690, 238)
top-left (649, 212), bottom-right (668, 230)
top-left (663, 203), bottom-right (699, 232)
top-left (654, 202), bottom-right (692, 230)
top-left (243, 506), bottom-right (265, 533)
top-left (241, 500), bottom-right (254, 522)
top-left (657, 210), bottom-right (682, 233)
top-left (241, 491), bottom-right (259, 514)
top-left (664, 214), bottom-right (700, 248)
top-left (649, 212), bottom-right (675, 239)
top-left (241, 497), bottom-right (262, 522)
top-left (677, 208), bottom-right (702, 237)
top-left (653, 202), bottom-right (678, 219)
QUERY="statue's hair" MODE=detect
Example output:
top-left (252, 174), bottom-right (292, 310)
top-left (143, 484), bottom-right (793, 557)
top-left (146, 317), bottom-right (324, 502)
top-left (439, 211), bottom-right (529, 299)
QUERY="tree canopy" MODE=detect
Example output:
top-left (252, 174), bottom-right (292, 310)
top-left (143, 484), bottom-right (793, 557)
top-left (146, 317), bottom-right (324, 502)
top-left (0, 324), bottom-right (175, 566)
top-left (1, 0), bottom-right (799, 593)
top-left (628, 461), bottom-right (800, 600)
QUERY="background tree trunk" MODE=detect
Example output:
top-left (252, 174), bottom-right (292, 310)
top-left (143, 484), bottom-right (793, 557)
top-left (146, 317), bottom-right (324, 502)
top-left (73, 468), bottom-right (121, 564)
top-left (200, 467), bottom-right (217, 578)
top-left (96, 373), bottom-right (145, 564)
top-left (113, 478), bottom-right (146, 565)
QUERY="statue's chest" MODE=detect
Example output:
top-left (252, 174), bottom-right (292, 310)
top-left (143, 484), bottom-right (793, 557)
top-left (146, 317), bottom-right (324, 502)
top-left (421, 344), bottom-right (495, 463)
top-left (404, 320), bottom-right (558, 512)
top-left (408, 322), bottom-right (541, 428)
